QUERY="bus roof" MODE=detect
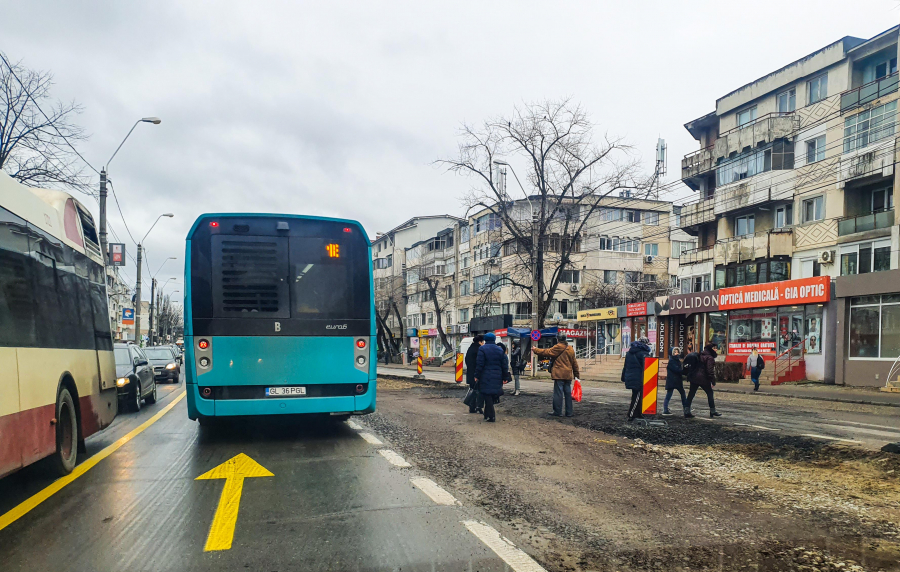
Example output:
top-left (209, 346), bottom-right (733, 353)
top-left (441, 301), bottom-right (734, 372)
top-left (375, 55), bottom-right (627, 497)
top-left (0, 171), bottom-right (100, 262)
top-left (186, 213), bottom-right (368, 239)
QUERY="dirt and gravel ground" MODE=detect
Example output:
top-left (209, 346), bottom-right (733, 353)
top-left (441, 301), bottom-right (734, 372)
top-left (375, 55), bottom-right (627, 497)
top-left (367, 375), bottom-right (900, 572)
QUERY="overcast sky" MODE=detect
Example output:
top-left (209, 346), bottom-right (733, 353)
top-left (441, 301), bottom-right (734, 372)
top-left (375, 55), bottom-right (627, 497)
top-left (3, 0), bottom-right (898, 297)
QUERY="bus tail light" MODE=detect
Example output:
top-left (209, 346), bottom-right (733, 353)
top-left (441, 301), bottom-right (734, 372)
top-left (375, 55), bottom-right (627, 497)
top-left (356, 339), bottom-right (366, 349)
top-left (356, 384), bottom-right (365, 394)
top-left (200, 387), bottom-right (212, 398)
top-left (209, 221), bottom-right (219, 228)
top-left (198, 339), bottom-right (210, 350)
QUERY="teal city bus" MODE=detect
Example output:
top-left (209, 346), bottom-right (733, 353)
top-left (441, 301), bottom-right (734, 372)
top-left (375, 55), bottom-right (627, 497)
top-left (184, 214), bottom-right (376, 424)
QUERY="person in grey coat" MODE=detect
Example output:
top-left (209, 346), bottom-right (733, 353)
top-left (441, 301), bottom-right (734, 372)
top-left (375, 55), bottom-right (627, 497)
top-left (662, 347), bottom-right (688, 416)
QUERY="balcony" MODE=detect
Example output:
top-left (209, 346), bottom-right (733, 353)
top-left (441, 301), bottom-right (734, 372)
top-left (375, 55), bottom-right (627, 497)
top-left (682, 114), bottom-right (798, 180)
top-left (714, 229), bottom-right (792, 265)
top-left (681, 197), bottom-right (715, 228)
top-left (837, 210), bottom-right (895, 236)
top-left (840, 72), bottom-right (899, 112)
top-left (679, 245), bottom-right (714, 266)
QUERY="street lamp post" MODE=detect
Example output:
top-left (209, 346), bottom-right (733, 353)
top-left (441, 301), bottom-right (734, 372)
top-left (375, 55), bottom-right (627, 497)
top-left (98, 117), bottom-right (161, 265)
top-left (493, 160), bottom-right (540, 376)
top-left (134, 213), bottom-right (174, 346)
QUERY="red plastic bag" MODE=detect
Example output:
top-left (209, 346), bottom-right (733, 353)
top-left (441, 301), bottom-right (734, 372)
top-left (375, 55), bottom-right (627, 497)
top-left (572, 378), bottom-right (583, 402)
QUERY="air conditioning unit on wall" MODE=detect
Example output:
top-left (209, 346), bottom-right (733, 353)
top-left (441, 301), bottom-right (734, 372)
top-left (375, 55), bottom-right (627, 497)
top-left (569, 284), bottom-right (579, 293)
top-left (819, 250), bottom-right (835, 264)
top-left (645, 255), bottom-right (654, 263)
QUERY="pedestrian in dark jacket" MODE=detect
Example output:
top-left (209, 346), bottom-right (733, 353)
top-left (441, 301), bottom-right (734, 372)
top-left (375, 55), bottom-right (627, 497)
top-left (465, 335), bottom-right (485, 413)
top-left (621, 337), bottom-right (652, 421)
top-left (663, 347), bottom-right (689, 416)
top-left (510, 342), bottom-right (524, 395)
top-left (533, 334), bottom-right (580, 417)
top-left (686, 342), bottom-right (721, 418)
top-left (474, 332), bottom-right (509, 422)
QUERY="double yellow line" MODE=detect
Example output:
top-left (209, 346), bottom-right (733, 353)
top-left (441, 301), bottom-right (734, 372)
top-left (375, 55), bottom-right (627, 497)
top-left (0, 391), bottom-right (186, 532)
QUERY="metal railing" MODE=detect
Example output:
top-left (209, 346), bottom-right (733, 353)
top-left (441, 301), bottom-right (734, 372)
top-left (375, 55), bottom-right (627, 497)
top-left (840, 72), bottom-right (899, 112)
top-left (837, 209), bottom-right (895, 236)
top-left (679, 245), bottom-right (714, 265)
top-left (773, 339), bottom-right (806, 385)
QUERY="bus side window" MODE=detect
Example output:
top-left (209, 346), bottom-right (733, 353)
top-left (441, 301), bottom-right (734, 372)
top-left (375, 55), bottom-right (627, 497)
top-left (0, 207), bottom-right (37, 347)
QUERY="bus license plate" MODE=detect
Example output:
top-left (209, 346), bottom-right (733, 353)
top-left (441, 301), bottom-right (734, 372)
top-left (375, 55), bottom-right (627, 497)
top-left (265, 386), bottom-right (307, 397)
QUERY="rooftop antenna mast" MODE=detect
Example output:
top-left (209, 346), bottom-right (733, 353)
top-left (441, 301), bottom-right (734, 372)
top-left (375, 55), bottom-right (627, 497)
top-left (653, 138), bottom-right (667, 200)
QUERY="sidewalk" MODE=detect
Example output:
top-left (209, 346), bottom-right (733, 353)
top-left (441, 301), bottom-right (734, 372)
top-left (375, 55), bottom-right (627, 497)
top-left (378, 365), bottom-right (900, 408)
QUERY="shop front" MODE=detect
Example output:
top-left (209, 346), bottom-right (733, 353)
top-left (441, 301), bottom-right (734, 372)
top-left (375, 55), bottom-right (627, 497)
top-left (576, 306), bottom-right (620, 355)
top-left (717, 276), bottom-right (832, 380)
top-left (619, 302), bottom-right (661, 357)
top-left (663, 290), bottom-right (720, 357)
top-left (834, 269), bottom-right (900, 387)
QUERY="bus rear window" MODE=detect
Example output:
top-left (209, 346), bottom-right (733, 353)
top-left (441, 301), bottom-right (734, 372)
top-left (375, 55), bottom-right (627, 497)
top-left (289, 237), bottom-right (368, 320)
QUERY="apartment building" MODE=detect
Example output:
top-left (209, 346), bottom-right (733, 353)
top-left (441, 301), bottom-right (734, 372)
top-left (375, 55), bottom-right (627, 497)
top-left (105, 267), bottom-right (132, 341)
top-left (371, 215), bottom-right (462, 359)
top-left (391, 195), bottom-right (694, 357)
top-left (677, 27), bottom-right (900, 385)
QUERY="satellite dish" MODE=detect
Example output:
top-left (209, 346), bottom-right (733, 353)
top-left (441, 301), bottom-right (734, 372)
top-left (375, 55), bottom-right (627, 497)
top-left (553, 312), bottom-right (563, 322)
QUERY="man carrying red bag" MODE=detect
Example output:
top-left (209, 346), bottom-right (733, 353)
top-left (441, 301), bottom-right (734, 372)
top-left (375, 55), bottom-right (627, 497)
top-left (533, 333), bottom-right (580, 418)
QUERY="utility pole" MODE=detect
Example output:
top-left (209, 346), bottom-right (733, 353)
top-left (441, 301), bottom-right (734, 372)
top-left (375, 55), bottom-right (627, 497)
top-left (134, 244), bottom-right (143, 346)
top-left (99, 169), bottom-right (108, 264)
top-left (531, 211), bottom-right (539, 377)
top-left (148, 278), bottom-right (157, 346)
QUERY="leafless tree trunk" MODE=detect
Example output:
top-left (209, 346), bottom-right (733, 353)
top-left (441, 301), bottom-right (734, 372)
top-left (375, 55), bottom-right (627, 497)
top-left (0, 55), bottom-right (91, 193)
top-left (439, 98), bottom-right (648, 328)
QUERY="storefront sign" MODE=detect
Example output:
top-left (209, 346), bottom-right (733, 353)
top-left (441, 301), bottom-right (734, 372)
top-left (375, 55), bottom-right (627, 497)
top-left (429, 328), bottom-right (438, 336)
top-left (728, 341), bottom-right (776, 354)
top-left (459, 324), bottom-right (469, 334)
top-left (718, 276), bottom-right (830, 310)
top-left (558, 328), bottom-right (588, 338)
top-left (406, 328), bottom-right (418, 337)
top-left (626, 302), bottom-right (648, 317)
top-left (494, 328), bottom-right (508, 337)
top-left (576, 306), bottom-right (618, 321)
top-left (410, 337), bottom-right (419, 348)
top-left (667, 291), bottom-right (719, 314)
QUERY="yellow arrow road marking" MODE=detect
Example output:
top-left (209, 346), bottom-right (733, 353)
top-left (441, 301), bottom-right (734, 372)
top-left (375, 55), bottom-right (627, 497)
top-left (196, 453), bottom-right (273, 551)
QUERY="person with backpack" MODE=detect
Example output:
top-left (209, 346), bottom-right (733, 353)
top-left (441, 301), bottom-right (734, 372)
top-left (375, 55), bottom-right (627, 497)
top-left (533, 333), bottom-right (580, 417)
top-left (510, 341), bottom-right (524, 395)
top-left (621, 337), bottom-right (652, 422)
top-left (685, 342), bottom-right (721, 418)
top-left (662, 347), bottom-right (689, 416)
top-left (746, 346), bottom-right (765, 392)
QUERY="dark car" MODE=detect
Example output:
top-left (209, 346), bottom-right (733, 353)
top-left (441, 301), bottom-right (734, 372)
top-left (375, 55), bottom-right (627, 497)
top-left (144, 346), bottom-right (181, 382)
top-left (114, 343), bottom-right (157, 412)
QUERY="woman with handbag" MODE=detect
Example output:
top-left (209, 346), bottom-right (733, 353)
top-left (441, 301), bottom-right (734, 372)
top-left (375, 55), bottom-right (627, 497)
top-left (474, 332), bottom-right (509, 422)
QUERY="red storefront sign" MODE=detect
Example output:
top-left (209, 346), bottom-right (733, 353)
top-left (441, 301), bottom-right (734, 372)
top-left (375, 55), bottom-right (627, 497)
top-left (718, 276), bottom-right (830, 310)
top-left (558, 328), bottom-right (588, 338)
top-left (626, 302), bottom-right (648, 317)
top-left (494, 328), bottom-right (508, 337)
top-left (728, 341), bottom-right (776, 355)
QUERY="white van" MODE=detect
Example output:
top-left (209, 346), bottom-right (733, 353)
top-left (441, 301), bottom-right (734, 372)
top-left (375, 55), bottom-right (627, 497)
top-left (458, 337), bottom-right (474, 369)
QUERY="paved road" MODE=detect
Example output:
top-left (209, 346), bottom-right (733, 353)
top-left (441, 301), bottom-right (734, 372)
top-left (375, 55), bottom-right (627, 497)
top-left (380, 366), bottom-right (900, 450)
top-left (0, 372), bottom-right (535, 571)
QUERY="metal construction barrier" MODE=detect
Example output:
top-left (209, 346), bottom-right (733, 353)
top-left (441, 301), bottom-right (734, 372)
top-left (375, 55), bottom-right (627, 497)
top-left (642, 357), bottom-right (659, 416)
top-left (455, 353), bottom-right (463, 383)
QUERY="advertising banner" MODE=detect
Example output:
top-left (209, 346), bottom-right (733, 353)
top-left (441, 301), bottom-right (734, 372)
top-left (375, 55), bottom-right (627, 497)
top-left (728, 341), bottom-right (776, 354)
top-left (718, 276), bottom-right (830, 310)
top-left (576, 306), bottom-right (618, 321)
top-left (558, 328), bottom-right (588, 338)
top-left (109, 243), bottom-right (126, 267)
top-left (626, 302), bottom-right (648, 317)
top-left (122, 308), bottom-right (135, 325)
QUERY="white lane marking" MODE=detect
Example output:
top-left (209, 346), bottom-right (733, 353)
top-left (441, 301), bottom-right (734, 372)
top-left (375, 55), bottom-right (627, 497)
top-left (379, 450), bottom-right (411, 467)
top-left (462, 520), bottom-right (547, 572)
top-left (749, 425), bottom-right (779, 431)
top-left (411, 477), bottom-right (460, 506)
top-left (802, 433), bottom-right (862, 443)
top-left (358, 432), bottom-right (383, 446)
top-left (588, 401), bottom-right (605, 404)
top-left (347, 420), bottom-right (363, 430)
top-left (816, 424), bottom-right (900, 439)
top-left (837, 420), bottom-right (900, 431)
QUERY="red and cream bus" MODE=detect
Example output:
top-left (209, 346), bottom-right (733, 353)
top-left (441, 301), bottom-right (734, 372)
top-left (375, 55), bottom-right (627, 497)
top-left (0, 172), bottom-right (117, 478)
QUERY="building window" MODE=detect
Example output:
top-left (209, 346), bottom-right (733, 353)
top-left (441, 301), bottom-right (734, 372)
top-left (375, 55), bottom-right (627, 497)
top-left (872, 187), bottom-right (894, 212)
top-left (775, 205), bottom-right (793, 228)
top-left (841, 241), bottom-right (891, 276)
top-left (460, 225), bottom-right (469, 243)
top-left (735, 215), bottom-right (755, 237)
top-left (603, 270), bottom-right (617, 284)
top-left (672, 241), bottom-right (695, 257)
top-left (599, 208), bottom-right (622, 221)
top-left (800, 259), bottom-right (821, 278)
top-left (559, 269), bottom-right (580, 283)
top-left (806, 135), bottom-right (826, 164)
top-left (690, 274), bottom-right (711, 293)
top-left (624, 210), bottom-right (641, 223)
top-left (446, 285), bottom-right (453, 298)
top-left (643, 274), bottom-right (657, 283)
top-left (624, 271), bottom-right (641, 283)
top-left (721, 260), bottom-right (788, 287)
top-left (843, 101), bottom-right (897, 153)
top-left (849, 294), bottom-right (900, 358)
top-left (807, 74), bottom-right (828, 104)
top-left (474, 213), bottom-right (501, 234)
top-left (459, 280), bottom-right (469, 296)
top-left (502, 302), bottom-right (532, 321)
top-left (644, 243), bottom-right (658, 256)
top-left (458, 308), bottom-right (469, 323)
top-left (643, 211), bottom-right (659, 225)
top-left (715, 139), bottom-right (793, 186)
top-left (801, 196), bottom-right (824, 223)
top-left (737, 106), bottom-right (757, 127)
top-left (863, 55), bottom-right (898, 83)
top-left (777, 88), bottom-right (796, 113)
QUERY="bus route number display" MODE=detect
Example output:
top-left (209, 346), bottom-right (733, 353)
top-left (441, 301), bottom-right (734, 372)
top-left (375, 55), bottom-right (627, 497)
top-left (326, 243), bottom-right (340, 258)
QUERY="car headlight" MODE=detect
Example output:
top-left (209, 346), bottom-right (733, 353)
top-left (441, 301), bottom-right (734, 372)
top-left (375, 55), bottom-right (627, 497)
top-left (166, 363), bottom-right (177, 370)
top-left (116, 377), bottom-right (129, 387)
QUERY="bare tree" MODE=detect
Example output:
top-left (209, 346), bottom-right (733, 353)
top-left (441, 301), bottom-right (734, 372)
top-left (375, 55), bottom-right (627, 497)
top-left (439, 98), bottom-right (646, 328)
top-left (405, 239), bottom-right (455, 355)
top-left (155, 294), bottom-right (184, 343)
top-left (582, 274), bottom-right (677, 310)
top-left (375, 273), bottom-right (406, 360)
top-left (0, 55), bottom-right (91, 192)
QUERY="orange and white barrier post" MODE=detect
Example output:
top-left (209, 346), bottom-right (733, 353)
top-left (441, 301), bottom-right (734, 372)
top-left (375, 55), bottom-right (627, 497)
top-left (417, 355), bottom-right (423, 375)
top-left (642, 357), bottom-right (659, 416)
top-left (455, 353), bottom-right (463, 383)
